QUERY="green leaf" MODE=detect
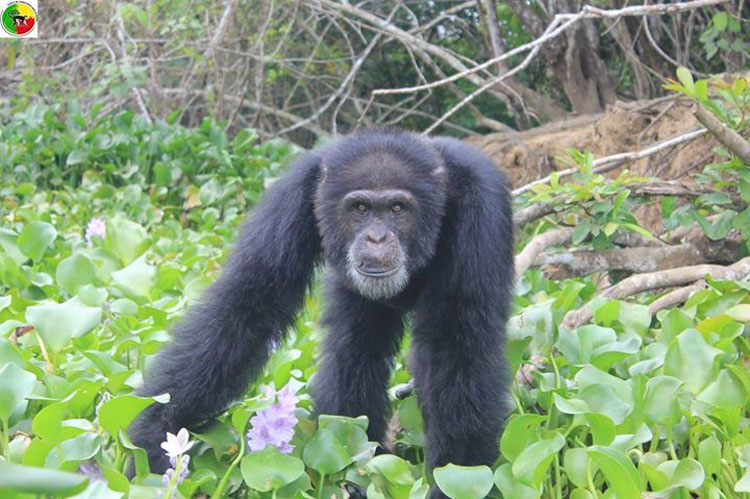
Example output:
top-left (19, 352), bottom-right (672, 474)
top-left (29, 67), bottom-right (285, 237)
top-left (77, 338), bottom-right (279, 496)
top-left (725, 304), bottom-right (750, 321)
top-left (302, 428), bottom-right (351, 474)
top-left (714, 12), bottom-right (728, 31)
top-left (578, 383), bottom-right (633, 425)
top-left (0, 229), bottom-right (27, 264)
top-left (664, 329), bottom-right (722, 394)
top-left (556, 325), bottom-right (616, 366)
top-left (31, 400), bottom-right (67, 443)
top-left (97, 395), bottom-right (162, 439)
top-left (199, 178), bottom-right (221, 205)
top-left (659, 308), bottom-right (693, 343)
top-left (0, 462), bottom-right (88, 496)
top-left (512, 433), bottom-right (565, 487)
top-left (494, 464), bottom-right (538, 499)
top-left (433, 464), bottom-right (494, 499)
top-left (698, 369), bottom-right (747, 408)
top-left (45, 433), bottom-right (103, 467)
top-left (26, 297), bottom-right (102, 354)
top-left (56, 254), bottom-right (97, 295)
top-left (585, 413), bottom-right (615, 446)
top-left (18, 222), bottom-right (57, 261)
top-left (67, 480), bottom-right (122, 499)
top-left (698, 435), bottom-right (721, 477)
top-left (553, 394), bottom-right (590, 415)
top-left (110, 255), bottom-right (156, 299)
top-left (318, 415), bottom-right (375, 462)
top-left (153, 163), bottom-right (172, 187)
top-left (105, 217), bottom-right (148, 265)
top-left (366, 454), bottom-right (414, 485)
top-left (695, 80), bottom-right (708, 101)
top-left (0, 363), bottom-right (36, 421)
top-left (658, 458), bottom-right (705, 491)
top-left (110, 298), bottom-right (138, 315)
top-left (241, 447), bottom-right (305, 492)
top-left (643, 375), bottom-right (683, 425)
top-left (676, 67), bottom-right (695, 93)
top-left (0, 338), bottom-right (24, 367)
top-left (587, 446), bottom-right (644, 498)
top-left (366, 454), bottom-right (415, 498)
top-left (563, 449), bottom-right (596, 489)
top-left (736, 469), bottom-right (750, 492)
top-left (500, 414), bottom-right (547, 461)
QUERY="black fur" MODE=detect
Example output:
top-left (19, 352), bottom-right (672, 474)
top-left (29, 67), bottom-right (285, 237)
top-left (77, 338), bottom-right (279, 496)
top-left (130, 129), bottom-right (514, 495)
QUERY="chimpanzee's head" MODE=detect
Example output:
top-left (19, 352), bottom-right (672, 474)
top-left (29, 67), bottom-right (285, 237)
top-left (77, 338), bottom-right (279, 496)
top-left (315, 129), bottom-right (447, 300)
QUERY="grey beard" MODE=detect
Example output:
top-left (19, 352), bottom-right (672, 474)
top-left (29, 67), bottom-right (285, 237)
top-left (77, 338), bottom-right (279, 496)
top-left (346, 248), bottom-right (409, 300)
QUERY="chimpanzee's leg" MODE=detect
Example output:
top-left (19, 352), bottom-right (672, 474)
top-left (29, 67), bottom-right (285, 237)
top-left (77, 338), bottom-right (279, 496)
top-left (313, 280), bottom-right (405, 443)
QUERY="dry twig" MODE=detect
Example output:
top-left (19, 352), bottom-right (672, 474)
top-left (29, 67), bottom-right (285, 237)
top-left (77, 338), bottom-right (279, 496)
top-left (694, 106), bottom-right (750, 164)
top-left (562, 256), bottom-right (750, 328)
top-left (512, 128), bottom-right (708, 196)
top-left (515, 228), bottom-right (575, 279)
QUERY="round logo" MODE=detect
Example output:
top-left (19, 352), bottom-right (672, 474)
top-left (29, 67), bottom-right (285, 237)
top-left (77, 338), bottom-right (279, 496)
top-left (2, 2), bottom-right (37, 37)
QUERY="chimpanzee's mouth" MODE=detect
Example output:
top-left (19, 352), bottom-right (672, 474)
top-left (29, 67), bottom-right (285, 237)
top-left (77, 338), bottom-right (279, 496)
top-left (355, 266), bottom-right (401, 278)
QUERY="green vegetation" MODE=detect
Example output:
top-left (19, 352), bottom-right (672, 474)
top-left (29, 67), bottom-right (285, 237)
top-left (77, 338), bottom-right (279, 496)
top-left (0, 73), bottom-right (749, 498)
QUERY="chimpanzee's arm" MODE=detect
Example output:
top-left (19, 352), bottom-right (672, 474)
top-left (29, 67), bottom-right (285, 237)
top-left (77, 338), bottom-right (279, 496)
top-left (130, 153), bottom-right (322, 472)
top-left (411, 138), bottom-right (514, 497)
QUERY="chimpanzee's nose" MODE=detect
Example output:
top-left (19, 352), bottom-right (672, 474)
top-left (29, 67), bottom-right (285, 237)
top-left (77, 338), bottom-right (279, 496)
top-left (365, 226), bottom-right (388, 244)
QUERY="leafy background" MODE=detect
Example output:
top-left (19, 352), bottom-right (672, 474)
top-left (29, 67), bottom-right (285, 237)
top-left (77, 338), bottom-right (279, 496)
top-left (1, 73), bottom-right (750, 498)
top-left (1, 0), bottom-right (750, 496)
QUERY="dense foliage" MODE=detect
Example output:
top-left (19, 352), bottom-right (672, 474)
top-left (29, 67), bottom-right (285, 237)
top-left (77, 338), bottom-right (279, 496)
top-left (3, 0), bottom-right (748, 143)
top-left (0, 74), bottom-right (750, 498)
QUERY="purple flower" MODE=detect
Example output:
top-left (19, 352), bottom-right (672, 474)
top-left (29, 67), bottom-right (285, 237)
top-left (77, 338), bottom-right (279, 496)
top-left (85, 217), bottom-right (106, 247)
top-left (161, 455), bottom-right (190, 487)
top-left (78, 460), bottom-right (102, 481)
top-left (247, 384), bottom-right (299, 454)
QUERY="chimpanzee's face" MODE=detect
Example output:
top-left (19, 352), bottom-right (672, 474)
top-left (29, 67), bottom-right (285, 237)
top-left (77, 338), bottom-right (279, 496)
top-left (339, 188), bottom-right (417, 299)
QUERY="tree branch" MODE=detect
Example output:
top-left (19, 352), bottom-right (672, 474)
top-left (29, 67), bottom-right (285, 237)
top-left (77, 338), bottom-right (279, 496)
top-left (562, 256), bottom-right (750, 328)
top-left (512, 128), bottom-right (708, 196)
top-left (534, 243), bottom-right (707, 277)
top-left (694, 105), bottom-right (750, 165)
top-left (515, 228), bottom-right (575, 280)
top-left (648, 281), bottom-right (706, 314)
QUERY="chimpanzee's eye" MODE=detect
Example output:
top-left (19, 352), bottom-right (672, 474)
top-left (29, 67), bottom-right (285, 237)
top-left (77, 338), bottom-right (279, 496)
top-left (356, 203), bottom-right (368, 213)
top-left (391, 202), bottom-right (404, 213)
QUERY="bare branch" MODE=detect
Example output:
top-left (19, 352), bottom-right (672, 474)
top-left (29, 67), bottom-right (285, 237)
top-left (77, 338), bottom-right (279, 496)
top-left (513, 197), bottom-right (564, 227)
top-left (512, 128), bottom-right (708, 197)
top-left (534, 243), bottom-right (707, 276)
top-left (694, 105), bottom-right (750, 164)
top-left (562, 256), bottom-right (750, 328)
top-left (648, 281), bottom-right (706, 314)
top-left (275, 2), bottom-right (400, 136)
top-left (515, 228), bottom-right (575, 280)
top-left (371, 0), bottom-right (728, 98)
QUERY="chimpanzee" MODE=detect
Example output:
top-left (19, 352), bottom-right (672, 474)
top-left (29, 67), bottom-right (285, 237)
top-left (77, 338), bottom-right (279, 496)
top-left (130, 128), bottom-right (514, 496)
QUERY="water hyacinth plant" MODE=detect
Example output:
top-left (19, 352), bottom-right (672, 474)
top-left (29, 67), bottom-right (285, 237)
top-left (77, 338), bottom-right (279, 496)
top-left (84, 217), bottom-right (106, 247)
top-left (247, 384), bottom-right (299, 454)
top-left (160, 428), bottom-right (194, 498)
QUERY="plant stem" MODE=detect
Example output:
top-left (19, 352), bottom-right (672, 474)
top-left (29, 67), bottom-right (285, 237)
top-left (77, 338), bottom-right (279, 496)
top-left (213, 428), bottom-right (246, 498)
top-left (650, 427), bottom-right (661, 453)
top-left (165, 453), bottom-right (182, 499)
top-left (318, 472), bottom-right (326, 499)
top-left (587, 459), bottom-right (598, 498)
top-left (666, 427), bottom-right (678, 460)
top-left (1, 417), bottom-right (8, 460)
top-left (35, 331), bottom-right (53, 372)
